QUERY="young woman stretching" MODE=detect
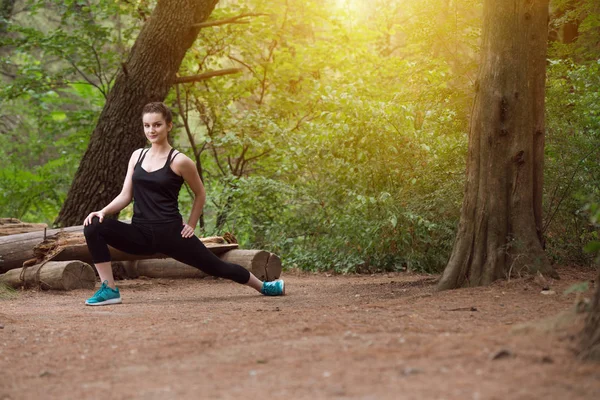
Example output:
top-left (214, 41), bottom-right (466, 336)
top-left (83, 102), bottom-right (285, 305)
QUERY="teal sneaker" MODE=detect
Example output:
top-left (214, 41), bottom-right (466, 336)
top-left (85, 281), bottom-right (122, 306)
top-left (261, 279), bottom-right (285, 296)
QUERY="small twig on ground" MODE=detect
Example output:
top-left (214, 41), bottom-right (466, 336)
top-left (443, 306), bottom-right (478, 312)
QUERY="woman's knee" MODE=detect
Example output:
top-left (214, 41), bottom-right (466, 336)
top-left (83, 217), bottom-right (102, 238)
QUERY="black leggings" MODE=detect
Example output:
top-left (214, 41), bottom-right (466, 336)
top-left (83, 217), bottom-right (251, 284)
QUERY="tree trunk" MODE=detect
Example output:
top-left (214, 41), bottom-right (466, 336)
top-left (580, 268), bottom-right (600, 361)
top-left (56, 0), bottom-right (219, 227)
top-left (438, 0), bottom-right (557, 290)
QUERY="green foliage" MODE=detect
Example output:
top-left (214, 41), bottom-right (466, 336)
top-left (544, 58), bottom-right (600, 265)
top-left (0, 83), bottom-right (105, 223)
top-left (1, 0), bottom-right (598, 275)
top-left (170, 0), bottom-right (478, 273)
top-left (582, 201), bottom-right (600, 264)
top-left (0, 0), bottom-right (143, 224)
top-left (544, 0), bottom-right (600, 265)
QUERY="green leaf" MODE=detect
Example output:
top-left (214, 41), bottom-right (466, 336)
top-left (50, 111), bottom-right (67, 121)
top-left (584, 240), bottom-right (600, 254)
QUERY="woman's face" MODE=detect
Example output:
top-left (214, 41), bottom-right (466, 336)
top-left (143, 112), bottom-right (172, 144)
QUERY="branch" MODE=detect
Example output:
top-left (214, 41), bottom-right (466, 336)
top-left (197, 100), bottom-right (227, 176)
top-left (89, 42), bottom-right (107, 93)
top-left (192, 13), bottom-right (269, 29)
top-left (173, 68), bottom-right (242, 84)
top-left (67, 59), bottom-right (107, 99)
top-left (233, 145), bottom-right (249, 175)
top-left (227, 55), bottom-right (257, 77)
top-left (175, 83), bottom-right (203, 177)
top-left (258, 41), bottom-right (278, 105)
top-left (244, 149), bottom-right (271, 163)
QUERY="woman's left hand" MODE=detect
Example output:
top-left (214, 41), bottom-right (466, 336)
top-left (181, 223), bottom-right (195, 238)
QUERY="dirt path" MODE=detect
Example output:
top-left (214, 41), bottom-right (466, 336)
top-left (1, 267), bottom-right (599, 400)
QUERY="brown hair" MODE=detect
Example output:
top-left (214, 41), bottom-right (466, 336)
top-left (142, 102), bottom-right (173, 124)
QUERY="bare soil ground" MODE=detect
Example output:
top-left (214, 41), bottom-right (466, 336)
top-left (1, 266), bottom-right (599, 400)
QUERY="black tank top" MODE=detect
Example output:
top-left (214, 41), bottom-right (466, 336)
top-left (132, 148), bottom-right (184, 224)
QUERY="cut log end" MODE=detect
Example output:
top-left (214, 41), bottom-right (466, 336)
top-left (42, 261), bottom-right (96, 291)
top-left (266, 253), bottom-right (282, 281)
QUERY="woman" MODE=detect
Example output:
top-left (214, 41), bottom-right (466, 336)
top-left (83, 102), bottom-right (284, 306)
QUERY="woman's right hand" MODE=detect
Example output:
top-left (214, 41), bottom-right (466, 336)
top-left (84, 211), bottom-right (105, 226)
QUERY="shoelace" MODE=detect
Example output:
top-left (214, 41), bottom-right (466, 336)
top-left (93, 282), bottom-right (111, 299)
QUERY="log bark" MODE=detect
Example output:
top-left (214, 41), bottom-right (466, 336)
top-left (124, 259), bottom-right (205, 279)
top-left (0, 218), bottom-right (47, 236)
top-left (56, 0), bottom-right (219, 226)
top-left (437, 0), bottom-right (557, 290)
top-left (0, 226), bottom-right (84, 273)
top-left (0, 261), bottom-right (96, 290)
top-left (0, 226), bottom-right (237, 273)
top-left (221, 249), bottom-right (270, 281)
top-left (122, 250), bottom-right (282, 281)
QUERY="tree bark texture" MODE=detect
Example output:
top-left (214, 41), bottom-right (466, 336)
top-left (580, 269), bottom-right (600, 361)
top-left (438, 0), bottom-right (557, 290)
top-left (0, 226), bottom-right (84, 273)
top-left (56, 0), bottom-right (219, 227)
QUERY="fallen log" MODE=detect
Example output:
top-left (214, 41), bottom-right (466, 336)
top-left (41, 233), bottom-right (238, 264)
top-left (0, 218), bottom-right (48, 237)
top-left (0, 261), bottom-right (96, 290)
top-left (221, 249), bottom-right (270, 281)
top-left (121, 249), bottom-right (282, 281)
top-left (0, 226), bottom-right (238, 274)
top-left (0, 226), bottom-right (84, 273)
top-left (122, 259), bottom-right (205, 279)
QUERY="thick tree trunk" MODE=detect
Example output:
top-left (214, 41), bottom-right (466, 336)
top-left (580, 268), bottom-right (600, 361)
top-left (438, 0), bottom-right (557, 290)
top-left (56, 0), bottom-right (218, 227)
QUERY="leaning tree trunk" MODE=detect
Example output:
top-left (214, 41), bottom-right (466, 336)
top-left (56, 0), bottom-right (219, 227)
top-left (438, 0), bottom-right (558, 290)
